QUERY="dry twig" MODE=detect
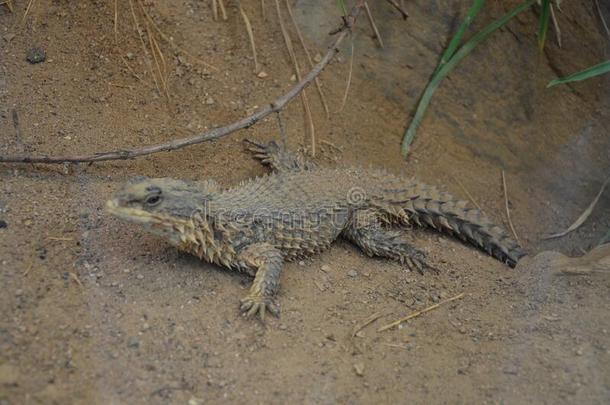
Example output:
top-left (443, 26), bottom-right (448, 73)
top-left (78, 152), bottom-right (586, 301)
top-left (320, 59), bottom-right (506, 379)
top-left (364, 1), bottom-right (384, 48)
top-left (274, 0), bottom-right (315, 156)
top-left (218, 0), bottom-right (228, 21)
top-left (549, 4), bottom-right (561, 48)
top-left (336, 39), bottom-right (354, 113)
top-left (501, 170), bottom-right (520, 245)
top-left (352, 312), bottom-right (384, 337)
top-left (129, 0), bottom-right (161, 94)
top-left (237, 1), bottom-right (261, 73)
top-left (385, 0), bottom-right (408, 19)
top-left (284, 0), bottom-right (330, 118)
top-left (544, 174), bottom-right (610, 239)
top-left (0, 2), bottom-right (365, 164)
top-left (22, 0), bottom-right (35, 23)
top-left (595, 0), bottom-right (610, 40)
top-left (114, 0), bottom-right (119, 42)
top-left (1, 0), bottom-right (14, 12)
top-left (378, 293), bottom-right (465, 332)
top-left (212, 0), bottom-right (218, 21)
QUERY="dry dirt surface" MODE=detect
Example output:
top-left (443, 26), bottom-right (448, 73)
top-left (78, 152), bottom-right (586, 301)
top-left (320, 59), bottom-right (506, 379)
top-left (1, 0), bottom-right (610, 404)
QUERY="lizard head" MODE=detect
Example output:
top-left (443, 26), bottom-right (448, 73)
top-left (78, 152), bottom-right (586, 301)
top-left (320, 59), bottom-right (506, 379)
top-left (106, 177), bottom-right (215, 246)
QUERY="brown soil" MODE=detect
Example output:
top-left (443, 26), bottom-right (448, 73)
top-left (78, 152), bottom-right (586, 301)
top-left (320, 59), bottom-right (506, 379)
top-left (1, 1), bottom-right (609, 403)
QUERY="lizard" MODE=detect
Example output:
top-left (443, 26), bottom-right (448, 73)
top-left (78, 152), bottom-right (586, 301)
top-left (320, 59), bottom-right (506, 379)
top-left (106, 139), bottom-right (526, 320)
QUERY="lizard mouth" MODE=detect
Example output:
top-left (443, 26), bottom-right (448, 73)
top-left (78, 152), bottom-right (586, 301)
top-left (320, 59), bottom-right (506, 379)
top-left (105, 199), bottom-right (169, 226)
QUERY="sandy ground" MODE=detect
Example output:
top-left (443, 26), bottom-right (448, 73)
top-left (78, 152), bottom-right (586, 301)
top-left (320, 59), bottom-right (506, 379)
top-left (1, 0), bottom-right (609, 403)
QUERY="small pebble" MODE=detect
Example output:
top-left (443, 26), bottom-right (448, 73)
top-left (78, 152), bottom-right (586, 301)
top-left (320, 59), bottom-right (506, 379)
top-left (347, 269), bottom-right (358, 277)
top-left (127, 338), bottom-right (140, 349)
top-left (256, 70), bottom-right (268, 78)
top-left (136, 274), bottom-right (144, 280)
top-left (320, 265), bottom-right (330, 272)
top-left (26, 47), bottom-right (46, 64)
top-left (353, 362), bottom-right (365, 376)
top-left (298, 261), bottom-right (305, 266)
top-left (205, 97), bottom-right (215, 105)
top-left (126, 52), bottom-right (135, 60)
top-left (313, 53), bottom-right (322, 63)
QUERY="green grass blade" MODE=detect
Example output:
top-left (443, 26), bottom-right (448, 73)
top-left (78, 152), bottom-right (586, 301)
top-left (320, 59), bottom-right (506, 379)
top-left (537, 0), bottom-right (551, 50)
top-left (547, 60), bottom-right (610, 87)
top-left (402, 0), bottom-right (536, 157)
top-left (434, 0), bottom-right (486, 74)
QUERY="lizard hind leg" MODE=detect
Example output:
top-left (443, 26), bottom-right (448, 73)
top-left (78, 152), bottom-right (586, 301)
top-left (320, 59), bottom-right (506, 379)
top-left (244, 139), bottom-right (317, 173)
top-left (343, 209), bottom-right (434, 274)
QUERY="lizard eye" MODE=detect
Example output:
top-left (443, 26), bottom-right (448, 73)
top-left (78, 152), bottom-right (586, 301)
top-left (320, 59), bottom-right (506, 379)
top-left (145, 194), bottom-right (162, 206)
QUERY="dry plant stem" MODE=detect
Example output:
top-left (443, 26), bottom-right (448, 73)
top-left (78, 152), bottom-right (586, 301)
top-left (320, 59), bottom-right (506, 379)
top-left (378, 293), bottom-right (465, 332)
top-left (212, 0), bottom-right (218, 21)
top-left (129, 0), bottom-right (160, 94)
top-left (121, 56), bottom-right (153, 88)
top-left (352, 312), bottom-right (383, 337)
top-left (22, 0), bottom-right (35, 23)
top-left (142, 11), bottom-right (170, 103)
top-left (549, 4), bottom-right (561, 48)
top-left (238, 1), bottom-right (261, 73)
top-left (501, 170), bottom-right (521, 245)
top-left (385, 0), bottom-right (408, 19)
top-left (139, 5), bottom-right (217, 70)
top-left (0, 2), bottom-right (365, 164)
top-left (451, 175), bottom-right (483, 212)
top-left (260, 0), bottom-right (266, 19)
top-left (218, 0), bottom-right (228, 20)
top-left (114, 0), bottom-right (119, 41)
top-left (594, 0), bottom-right (610, 40)
top-left (544, 174), bottom-right (610, 239)
top-left (274, 0), bottom-right (315, 156)
top-left (336, 39), bottom-right (354, 113)
top-left (2, 0), bottom-right (14, 13)
top-left (284, 0), bottom-right (330, 118)
top-left (364, 1), bottom-right (384, 48)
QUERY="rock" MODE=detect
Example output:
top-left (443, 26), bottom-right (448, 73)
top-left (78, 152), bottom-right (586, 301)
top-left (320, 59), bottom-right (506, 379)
top-left (26, 47), bottom-right (46, 64)
top-left (320, 265), bottom-right (330, 272)
top-left (313, 53), bottom-right (322, 63)
top-left (205, 97), bottom-right (215, 105)
top-left (136, 274), bottom-right (144, 280)
top-left (127, 337), bottom-right (140, 349)
top-left (353, 362), bottom-right (365, 376)
top-left (347, 269), bottom-right (358, 277)
top-left (126, 52), bottom-right (135, 60)
top-left (0, 363), bottom-right (19, 386)
top-left (0, 220), bottom-right (6, 229)
top-left (256, 70), bottom-right (268, 78)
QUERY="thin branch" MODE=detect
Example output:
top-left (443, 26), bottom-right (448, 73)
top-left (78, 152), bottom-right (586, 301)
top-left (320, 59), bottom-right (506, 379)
top-left (549, 4), bottom-right (561, 48)
top-left (594, 0), bottom-right (610, 40)
top-left (544, 174), bottom-right (610, 239)
top-left (237, 1), bottom-right (261, 73)
top-left (364, 1), bottom-right (384, 48)
top-left (274, 0), bottom-right (315, 156)
top-left (114, 0), bottom-right (119, 42)
top-left (502, 170), bottom-right (521, 245)
top-left (378, 293), bottom-right (465, 332)
top-left (0, 2), bottom-right (365, 164)
top-left (385, 0), bottom-right (408, 19)
top-left (129, 0), bottom-right (160, 94)
top-left (336, 39), bottom-right (354, 113)
top-left (212, 0), bottom-right (218, 21)
top-left (218, 0), bottom-right (228, 21)
top-left (284, 0), bottom-right (330, 118)
top-left (140, 3), bottom-right (217, 70)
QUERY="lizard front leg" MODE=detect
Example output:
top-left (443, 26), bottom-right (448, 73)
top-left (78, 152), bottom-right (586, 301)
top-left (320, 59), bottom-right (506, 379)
top-left (237, 243), bottom-right (284, 321)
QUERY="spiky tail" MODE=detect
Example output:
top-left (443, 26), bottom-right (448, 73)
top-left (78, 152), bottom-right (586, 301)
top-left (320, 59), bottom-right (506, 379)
top-left (393, 180), bottom-right (526, 267)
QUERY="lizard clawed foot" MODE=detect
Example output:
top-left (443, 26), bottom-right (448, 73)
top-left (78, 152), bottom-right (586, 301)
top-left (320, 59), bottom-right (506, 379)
top-left (239, 294), bottom-right (280, 322)
top-left (401, 252), bottom-right (439, 275)
top-left (243, 139), bottom-right (280, 162)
